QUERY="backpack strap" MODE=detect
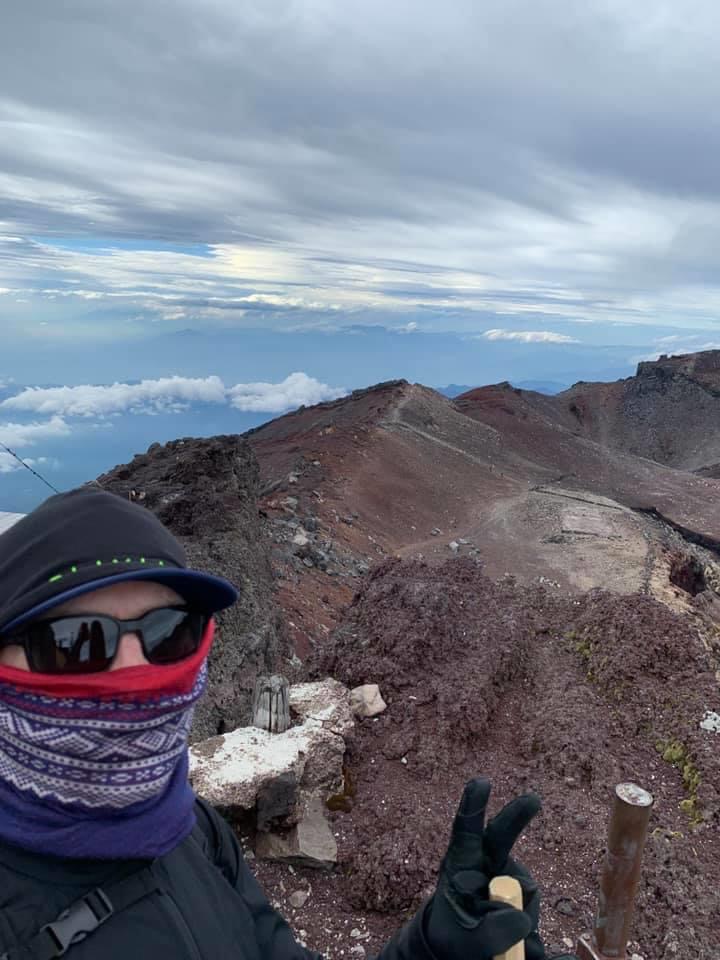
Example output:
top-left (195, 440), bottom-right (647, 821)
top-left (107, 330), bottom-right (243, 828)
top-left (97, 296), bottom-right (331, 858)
top-left (1, 866), bottom-right (162, 960)
top-left (1, 801), bottom-right (215, 960)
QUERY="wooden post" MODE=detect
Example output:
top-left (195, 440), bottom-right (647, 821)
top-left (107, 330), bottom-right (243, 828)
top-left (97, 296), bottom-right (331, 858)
top-left (490, 875), bottom-right (525, 960)
top-left (252, 675), bottom-right (291, 734)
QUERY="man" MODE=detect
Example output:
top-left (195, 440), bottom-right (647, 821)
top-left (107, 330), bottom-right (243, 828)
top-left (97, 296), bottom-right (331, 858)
top-left (0, 487), bottom-right (577, 959)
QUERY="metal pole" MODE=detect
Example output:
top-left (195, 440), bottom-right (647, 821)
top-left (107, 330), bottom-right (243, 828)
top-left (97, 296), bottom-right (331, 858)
top-left (577, 782), bottom-right (653, 960)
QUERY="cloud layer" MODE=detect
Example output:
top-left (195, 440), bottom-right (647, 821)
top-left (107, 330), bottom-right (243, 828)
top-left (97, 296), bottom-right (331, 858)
top-left (1, 373), bottom-right (346, 418)
top-left (4, 0), bottom-right (720, 345)
top-left (0, 372), bottom-right (345, 477)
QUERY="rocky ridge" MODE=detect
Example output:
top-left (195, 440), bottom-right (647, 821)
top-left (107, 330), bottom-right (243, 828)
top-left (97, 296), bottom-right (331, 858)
top-left (95, 435), bottom-right (288, 741)
top-left (247, 375), bottom-right (720, 676)
top-left (521, 349), bottom-right (720, 471)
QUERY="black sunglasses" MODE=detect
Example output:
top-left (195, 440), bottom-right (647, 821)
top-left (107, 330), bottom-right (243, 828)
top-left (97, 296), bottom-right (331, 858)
top-left (0, 606), bottom-right (209, 675)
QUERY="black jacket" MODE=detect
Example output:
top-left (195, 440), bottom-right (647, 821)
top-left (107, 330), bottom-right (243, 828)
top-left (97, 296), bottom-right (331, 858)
top-left (0, 798), bottom-right (435, 960)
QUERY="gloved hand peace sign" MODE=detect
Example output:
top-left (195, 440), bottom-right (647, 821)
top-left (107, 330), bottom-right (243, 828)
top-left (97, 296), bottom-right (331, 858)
top-left (424, 778), bottom-right (578, 960)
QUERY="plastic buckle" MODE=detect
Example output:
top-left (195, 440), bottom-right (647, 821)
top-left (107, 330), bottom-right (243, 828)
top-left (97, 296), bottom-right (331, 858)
top-left (40, 889), bottom-right (113, 956)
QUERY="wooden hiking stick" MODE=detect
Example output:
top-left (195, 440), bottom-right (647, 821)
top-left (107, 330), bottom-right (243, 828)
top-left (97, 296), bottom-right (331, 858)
top-left (490, 875), bottom-right (525, 960)
top-left (576, 783), bottom-right (654, 960)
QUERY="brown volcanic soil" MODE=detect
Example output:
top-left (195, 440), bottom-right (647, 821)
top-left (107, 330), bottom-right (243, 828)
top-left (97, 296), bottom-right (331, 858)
top-left (246, 560), bottom-right (720, 959)
top-left (454, 378), bottom-right (720, 538)
top-left (246, 378), bottom-right (720, 658)
top-left (246, 381), bottom-right (410, 658)
top-left (92, 364), bottom-right (720, 957)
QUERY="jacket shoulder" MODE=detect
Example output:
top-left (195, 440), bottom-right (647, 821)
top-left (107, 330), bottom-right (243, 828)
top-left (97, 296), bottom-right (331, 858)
top-left (190, 794), bottom-right (243, 887)
top-left (190, 795), bottom-right (223, 857)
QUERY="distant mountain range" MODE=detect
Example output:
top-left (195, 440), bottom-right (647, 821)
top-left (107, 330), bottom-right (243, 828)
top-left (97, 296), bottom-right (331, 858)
top-left (437, 379), bottom-right (570, 397)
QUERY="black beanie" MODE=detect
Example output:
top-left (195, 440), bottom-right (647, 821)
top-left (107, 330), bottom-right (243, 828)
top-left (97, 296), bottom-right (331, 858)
top-left (0, 486), bottom-right (238, 634)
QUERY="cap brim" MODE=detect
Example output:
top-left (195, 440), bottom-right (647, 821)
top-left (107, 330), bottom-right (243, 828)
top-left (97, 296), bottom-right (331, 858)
top-left (2, 568), bottom-right (238, 634)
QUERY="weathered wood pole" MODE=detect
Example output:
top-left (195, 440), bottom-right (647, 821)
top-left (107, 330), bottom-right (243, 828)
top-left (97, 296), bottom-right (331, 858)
top-left (490, 875), bottom-right (525, 960)
top-left (252, 674), bottom-right (291, 733)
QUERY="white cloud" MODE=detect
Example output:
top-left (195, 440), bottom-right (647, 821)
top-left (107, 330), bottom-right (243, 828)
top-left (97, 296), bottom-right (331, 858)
top-left (0, 453), bottom-right (20, 474)
top-left (0, 417), bottom-right (70, 472)
top-left (0, 416), bottom-right (70, 446)
top-left (481, 329), bottom-right (580, 344)
top-left (1, 373), bottom-right (346, 418)
top-left (228, 372), bottom-right (346, 412)
top-left (0, 454), bottom-right (60, 475)
top-left (1, 376), bottom-right (227, 417)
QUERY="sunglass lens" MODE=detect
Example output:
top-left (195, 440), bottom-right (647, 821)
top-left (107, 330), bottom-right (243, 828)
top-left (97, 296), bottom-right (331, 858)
top-left (141, 609), bottom-right (205, 664)
top-left (29, 617), bottom-right (116, 674)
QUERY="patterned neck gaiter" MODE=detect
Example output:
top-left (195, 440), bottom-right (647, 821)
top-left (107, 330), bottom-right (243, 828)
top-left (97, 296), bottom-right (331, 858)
top-left (0, 620), bottom-right (214, 860)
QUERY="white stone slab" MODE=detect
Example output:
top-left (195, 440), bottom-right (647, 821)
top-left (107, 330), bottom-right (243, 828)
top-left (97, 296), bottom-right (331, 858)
top-left (189, 679), bottom-right (352, 810)
top-left (561, 510), bottom-right (611, 537)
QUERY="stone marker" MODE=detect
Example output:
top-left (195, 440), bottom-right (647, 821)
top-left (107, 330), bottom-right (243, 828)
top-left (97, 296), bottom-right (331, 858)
top-left (253, 674), bottom-right (291, 734)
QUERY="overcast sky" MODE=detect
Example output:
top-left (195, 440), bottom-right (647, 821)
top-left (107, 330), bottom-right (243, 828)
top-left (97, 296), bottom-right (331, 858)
top-left (3, 0), bottom-right (720, 355)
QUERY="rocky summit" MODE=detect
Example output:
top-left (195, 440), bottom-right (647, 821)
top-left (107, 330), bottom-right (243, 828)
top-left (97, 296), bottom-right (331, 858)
top-left (94, 353), bottom-right (720, 959)
top-left (523, 349), bottom-right (720, 472)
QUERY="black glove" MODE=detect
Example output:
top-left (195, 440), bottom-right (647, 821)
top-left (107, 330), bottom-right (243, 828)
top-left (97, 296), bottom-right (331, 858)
top-left (423, 777), bottom-right (578, 960)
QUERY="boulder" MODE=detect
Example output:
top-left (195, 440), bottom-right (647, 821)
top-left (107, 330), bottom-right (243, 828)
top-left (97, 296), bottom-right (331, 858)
top-left (189, 678), bottom-right (352, 822)
top-left (350, 684), bottom-right (387, 719)
top-left (289, 889), bottom-right (310, 909)
top-left (290, 679), bottom-right (354, 737)
top-left (701, 710), bottom-right (720, 733)
top-left (255, 792), bottom-right (337, 869)
top-left (255, 771), bottom-right (299, 831)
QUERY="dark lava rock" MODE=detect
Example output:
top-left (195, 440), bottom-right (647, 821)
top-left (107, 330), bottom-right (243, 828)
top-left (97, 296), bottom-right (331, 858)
top-left (95, 434), bottom-right (287, 741)
top-left (554, 897), bottom-right (576, 916)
